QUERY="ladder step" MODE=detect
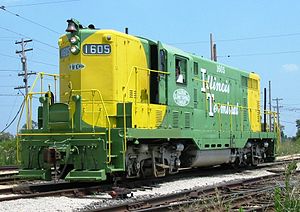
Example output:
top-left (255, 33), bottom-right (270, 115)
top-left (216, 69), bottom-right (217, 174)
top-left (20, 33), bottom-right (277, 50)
top-left (107, 155), bottom-right (118, 158)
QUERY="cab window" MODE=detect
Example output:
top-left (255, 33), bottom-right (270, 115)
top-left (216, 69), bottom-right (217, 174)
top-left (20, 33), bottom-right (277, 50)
top-left (175, 57), bottom-right (187, 84)
top-left (194, 62), bottom-right (198, 75)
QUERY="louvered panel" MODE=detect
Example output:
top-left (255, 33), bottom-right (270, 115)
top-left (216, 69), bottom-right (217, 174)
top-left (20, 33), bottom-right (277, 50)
top-left (257, 100), bottom-right (260, 122)
top-left (243, 97), bottom-right (248, 121)
top-left (194, 88), bottom-right (198, 108)
top-left (129, 89), bottom-right (133, 98)
top-left (173, 111), bottom-right (179, 128)
top-left (155, 110), bottom-right (163, 127)
top-left (184, 112), bottom-right (190, 128)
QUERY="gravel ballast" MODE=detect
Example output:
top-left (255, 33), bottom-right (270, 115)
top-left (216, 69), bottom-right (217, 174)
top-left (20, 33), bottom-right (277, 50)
top-left (0, 167), bottom-right (284, 212)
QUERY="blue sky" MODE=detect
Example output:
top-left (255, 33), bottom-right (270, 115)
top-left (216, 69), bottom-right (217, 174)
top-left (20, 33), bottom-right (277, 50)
top-left (0, 0), bottom-right (299, 136)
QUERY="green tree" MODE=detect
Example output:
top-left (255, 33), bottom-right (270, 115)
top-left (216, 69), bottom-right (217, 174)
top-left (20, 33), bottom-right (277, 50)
top-left (21, 120), bottom-right (38, 130)
top-left (0, 132), bottom-right (14, 142)
top-left (296, 119), bottom-right (300, 140)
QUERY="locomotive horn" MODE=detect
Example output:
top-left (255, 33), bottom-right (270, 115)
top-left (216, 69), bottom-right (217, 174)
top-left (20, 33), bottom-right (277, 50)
top-left (66, 19), bottom-right (77, 33)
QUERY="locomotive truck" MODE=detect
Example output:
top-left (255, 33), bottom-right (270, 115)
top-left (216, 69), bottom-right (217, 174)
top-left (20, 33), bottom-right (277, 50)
top-left (18, 19), bottom-right (279, 181)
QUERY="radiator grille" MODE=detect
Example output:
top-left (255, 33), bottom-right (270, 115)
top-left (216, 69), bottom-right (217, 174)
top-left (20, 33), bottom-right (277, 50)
top-left (156, 110), bottom-right (163, 127)
top-left (184, 112), bottom-right (190, 128)
top-left (173, 111), bottom-right (179, 128)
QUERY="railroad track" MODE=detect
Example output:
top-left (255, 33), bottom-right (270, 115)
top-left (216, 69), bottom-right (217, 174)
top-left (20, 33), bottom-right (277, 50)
top-left (0, 156), bottom-right (299, 206)
top-left (0, 166), bottom-right (20, 185)
top-left (0, 165), bottom-right (18, 171)
top-left (93, 171), bottom-right (299, 212)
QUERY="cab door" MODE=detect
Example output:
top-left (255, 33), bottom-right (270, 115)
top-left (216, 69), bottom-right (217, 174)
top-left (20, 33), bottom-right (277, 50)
top-left (158, 41), bottom-right (167, 104)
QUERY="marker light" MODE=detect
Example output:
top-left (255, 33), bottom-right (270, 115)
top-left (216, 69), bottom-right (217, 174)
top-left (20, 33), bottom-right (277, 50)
top-left (70, 36), bottom-right (80, 44)
top-left (70, 45), bottom-right (80, 55)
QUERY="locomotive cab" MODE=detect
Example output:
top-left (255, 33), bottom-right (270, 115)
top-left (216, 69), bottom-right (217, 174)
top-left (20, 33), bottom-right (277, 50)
top-left (58, 19), bottom-right (168, 130)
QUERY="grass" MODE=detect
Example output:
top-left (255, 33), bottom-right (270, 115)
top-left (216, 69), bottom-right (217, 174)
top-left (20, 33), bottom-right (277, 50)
top-left (274, 161), bottom-right (300, 211)
top-left (0, 139), bottom-right (17, 166)
top-left (277, 139), bottom-right (300, 156)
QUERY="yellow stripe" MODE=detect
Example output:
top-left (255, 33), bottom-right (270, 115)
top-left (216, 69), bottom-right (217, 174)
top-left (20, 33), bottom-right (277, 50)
top-left (18, 132), bottom-right (105, 136)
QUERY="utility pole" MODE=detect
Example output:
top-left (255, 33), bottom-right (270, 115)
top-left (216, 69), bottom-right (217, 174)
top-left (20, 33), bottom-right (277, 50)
top-left (213, 43), bottom-right (217, 62)
top-left (14, 39), bottom-right (34, 129)
top-left (272, 97), bottom-right (283, 143)
top-left (210, 33), bottom-right (213, 61)
top-left (210, 33), bottom-right (217, 62)
top-left (268, 81), bottom-right (272, 131)
top-left (14, 39), bottom-right (33, 96)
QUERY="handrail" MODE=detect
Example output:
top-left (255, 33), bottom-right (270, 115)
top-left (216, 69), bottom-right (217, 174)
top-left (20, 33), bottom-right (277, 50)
top-left (16, 99), bottom-right (25, 163)
top-left (71, 89), bottom-right (112, 164)
top-left (26, 72), bottom-right (59, 129)
top-left (16, 72), bottom-right (59, 163)
top-left (213, 102), bottom-right (278, 134)
top-left (122, 66), bottom-right (170, 153)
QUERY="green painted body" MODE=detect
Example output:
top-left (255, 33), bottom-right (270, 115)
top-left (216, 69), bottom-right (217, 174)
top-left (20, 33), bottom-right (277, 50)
top-left (18, 19), bottom-right (277, 181)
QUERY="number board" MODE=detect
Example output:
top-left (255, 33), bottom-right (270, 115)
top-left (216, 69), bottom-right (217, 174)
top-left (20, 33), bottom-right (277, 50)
top-left (83, 44), bottom-right (111, 55)
top-left (60, 46), bottom-right (70, 58)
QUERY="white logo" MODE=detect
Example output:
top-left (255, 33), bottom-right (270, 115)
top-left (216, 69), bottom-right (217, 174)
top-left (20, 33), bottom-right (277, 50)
top-left (213, 102), bottom-right (239, 116)
top-left (173, 89), bottom-right (190, 107)
top-left (69, 63), bottom-right (85, 71)
top-left (201, 68), bottom-right (230, 94)
top-left (217, 65), bottom-right (225, 74)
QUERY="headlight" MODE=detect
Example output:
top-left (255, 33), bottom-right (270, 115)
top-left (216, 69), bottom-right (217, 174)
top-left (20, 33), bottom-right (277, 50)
top-left (69, 36), bottom-right (80, 44)
top-left (70, 45), bottom-right (80, 54)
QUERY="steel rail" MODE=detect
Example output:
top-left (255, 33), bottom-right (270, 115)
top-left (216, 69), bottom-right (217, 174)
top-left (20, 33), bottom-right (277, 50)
top-left (90, 171), bottom-right (299, 212)
top-left (0, 156), bottom-right (298, 206)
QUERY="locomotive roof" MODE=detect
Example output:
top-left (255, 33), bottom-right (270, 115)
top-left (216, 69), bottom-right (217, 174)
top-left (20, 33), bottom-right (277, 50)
top-left (139, 36), bottom-right (257, 77)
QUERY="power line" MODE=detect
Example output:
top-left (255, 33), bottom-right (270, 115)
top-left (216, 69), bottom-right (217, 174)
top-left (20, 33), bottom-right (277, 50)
top-left (217, 32), bottom-right (300, 42)
top-left (5, 0), bottom-right (80, 8)
top-left (0, 85), bottom-right (17, 87)
top-left (0, 26), bottom-right (58, 49)
top-left (0, 94), bottom-right (22, 96)
top-left (0, 69), bottom-right (21, 72)
top-left (0, 73), bottom-right (15, 77)
top-left (0, 52), bottom-right (20, 60)
top-left (0, 6), bottom-right (60, 35)
top-left (34, 46), bottom-right (57, 56)
top-left (0, 36), bottom-right (18, 39)
top-left (171, 32), bottom-right (300, 45)
top-left (0, 99), bottom-right (24, 133)
top-left (0, 38), bottom-right (17, 41)
top-left (281, 120), bottom-right (296, 124)
top-left (218, 50), bottom-right (300, 58)
top-left (0, 52), bottom-right (57, 67)
top-left (29, 59), bottom-right (58, 67)
top-left (282, 103), bottom-right (300, 106)
top-left (5, 95), bottom-right (18, 125)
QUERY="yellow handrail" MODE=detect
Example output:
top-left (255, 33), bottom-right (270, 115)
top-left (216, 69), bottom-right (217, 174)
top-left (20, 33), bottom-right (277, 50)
top-left (16, 99), bottom-right (25, 163)
top-left (71, 89), bottom-right (112, 164)
top-left (17, 72), bottom-right (59, 163)
top-left (122, 66), bottom-right (170, 153)
top-left (210, 101), bottom-right (278, 134)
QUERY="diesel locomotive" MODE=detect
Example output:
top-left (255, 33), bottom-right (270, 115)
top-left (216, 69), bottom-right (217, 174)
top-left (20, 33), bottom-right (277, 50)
top-left (18, 19), bottom-right (279, 181)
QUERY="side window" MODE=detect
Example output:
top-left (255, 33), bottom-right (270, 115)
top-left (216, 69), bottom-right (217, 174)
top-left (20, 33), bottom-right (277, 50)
top-left (159, 50), bottom-right (166, 71)
top-left (194, 62), bottom-right (198, 75)
top-left (175, 57), bottom-right (187, 84)
top-left (241, 76), bottom-right (248, 87)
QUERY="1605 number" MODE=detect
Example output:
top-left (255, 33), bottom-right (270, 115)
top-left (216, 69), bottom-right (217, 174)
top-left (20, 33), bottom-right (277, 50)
top-left (83, 44), bottom-right (111, 55)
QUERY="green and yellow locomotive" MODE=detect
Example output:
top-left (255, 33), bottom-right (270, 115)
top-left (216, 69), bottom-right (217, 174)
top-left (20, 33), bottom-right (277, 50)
top-left (18, 19), bottom-right (279, 181)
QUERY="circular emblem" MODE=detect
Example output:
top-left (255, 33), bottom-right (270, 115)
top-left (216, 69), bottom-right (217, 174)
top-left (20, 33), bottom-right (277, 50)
top-left (173, 89), bottom-right (190, 106)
